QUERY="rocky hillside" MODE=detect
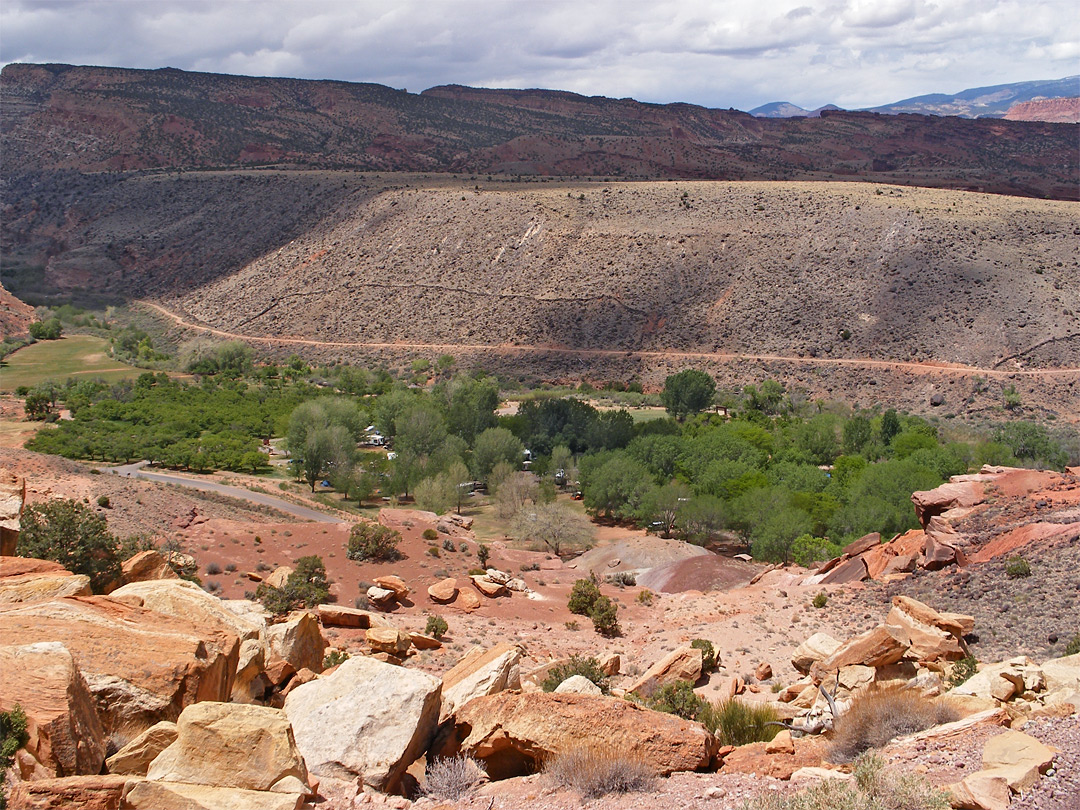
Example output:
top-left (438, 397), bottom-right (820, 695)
top-left (1005, 98), bottom-right (1080, 124)
top-left (1, 63), bottom-right (1077, 199)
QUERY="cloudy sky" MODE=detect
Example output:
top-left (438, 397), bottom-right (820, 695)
top-left (1, 0), bottom-right (1077, 110)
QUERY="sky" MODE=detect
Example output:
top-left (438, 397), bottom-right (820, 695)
top-left (1, 0), bottom-right (1078, 111)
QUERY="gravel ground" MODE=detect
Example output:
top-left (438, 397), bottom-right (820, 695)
top-left (1011, 715), bottom-right (1080, 810)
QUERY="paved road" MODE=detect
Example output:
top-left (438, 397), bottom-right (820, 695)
top-left (106, 461), bottom-right (346, 524)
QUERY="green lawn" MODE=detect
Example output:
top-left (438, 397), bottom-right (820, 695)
top-left (0, 335), bottom-right (142, 392)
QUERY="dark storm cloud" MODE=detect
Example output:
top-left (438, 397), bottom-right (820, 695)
top-left (1, 0), bottom-right (1077, 110)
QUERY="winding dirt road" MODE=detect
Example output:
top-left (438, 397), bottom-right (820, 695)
top-left (141, 301), bottom-right (1080, 380)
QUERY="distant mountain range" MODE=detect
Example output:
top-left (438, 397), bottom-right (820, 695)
top-left (750, 76), bottom-right (1080, 119)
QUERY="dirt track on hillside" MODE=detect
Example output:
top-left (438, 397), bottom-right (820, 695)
top-left (141, 300), bottom-right (1080, 380)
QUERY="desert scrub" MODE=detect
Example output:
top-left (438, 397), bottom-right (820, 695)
top-left (323, 649), bottom-right (349, 668)
top-left (636, 589), bottom-right (655, 605)
top-left (346, 522), bottom-right (401, 562)
top-left (590, 595), bottom-right (620, 637)
top-left (421, 755), bottom-right (487, 802)
top-left (1, 704), bottom-right (29, 803)
top-left (1004, 555), bottom-right (1031, 579)
top-left (648, 680), bottom-right (706, 720)
top-left (605, 570), bottom-right (636, 587)
top-left (1065, 633), bottom-right (1080, 656)
top-left (425, 614), bottom-right (449, 640)
top-left (812, 591), bottom-right (828, 609)
top-left (422, 528), bottom-right (438, 541)
top-left (700, 699), bottom-right (780, 747)
top-left (746, 752), bottom-right (950, 810)
top-left (541, 655), bottom-right (610, 694)
top-left (691, 638), bottom-right (717, 671)
top-left (544, 748), bottom-right (655, 800)
top-left (828, 686), bottom-right (959, 763)
top-left (567, 577), bottom-right (601, 615)
top-left (947, 655), bottom-right (977, 688)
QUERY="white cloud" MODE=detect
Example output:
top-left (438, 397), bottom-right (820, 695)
top-left (0, 0), bottom-right (1076, 111)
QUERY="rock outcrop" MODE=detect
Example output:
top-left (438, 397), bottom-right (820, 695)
top-left (105, 721), bottom-right (178, 776)
top-left (439, 643), bottom-right (524, 721)
top-left (627, 647), bottom-right (704, 698)
top-left (0, 557), bottom-right (91, 604)
top-left (436, 691), bottom-right (717, 780)
top-left (284, 655), bottom-right (441, 793)
top-left (0, 641), bottom-right (105, 777)
top-left (265, 611), bottom-right (325, 685)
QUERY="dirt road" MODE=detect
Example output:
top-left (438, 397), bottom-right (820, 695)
top-left (107, 461), bottom-right (347, 524)
top-left (141, 301), bottom-right (1080, 380)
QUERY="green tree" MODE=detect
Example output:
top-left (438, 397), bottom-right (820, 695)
top-left (29, 317), bottom-right (63, 340)
top-left (581, 453), bottom-right (654, 519)
top-left (346, 522), bottom-right (402, 561)
top-left (19, 499), bottom-right (121, 592)
top-left (880, 409), bottom-right (901, 445)
top-left (568, 577), bottom-right (601, 615)
top-left (472, 427), bottom-right (524, 482)
top-left (590, 595), bottom-right (620, 637)
top-left (415, 472), bottom-right (458, 515)
top-left (256, 555), bottom-right (330, 615)
top-left (995, 422), bottom-right (1067, 469)
top-left (661, 369), bottom-right (716, 421)
top-left (639, 480), bottom-right (692, 535)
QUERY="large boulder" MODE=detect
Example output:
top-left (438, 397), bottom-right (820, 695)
top-left (911, 481), bottom-right (985, 527)
top-left (791, 633), bottom-right (841, 675)
top-left (436, 692), bottom-right (717, 780)
top-left (440, 643), bottom-right (523, 721)
top-left (366, 626), bottom-right (412, 657)
top-left (428, 577), bottom-right (458, 603)
top-left (265, 611), bottom-right (325, 685)
top-left (883, 596), bottom-right (968, 663)
top-left (553, 675), bottom-right (602, 696)
top-left (981, 729), bottom-right (1056, 792)
top-left (1039, 653), bottom-right (1080, 692)
top-left (373, 575), bottom-right (410, 600)
top-left (111, 579), bottom-right (262, 645)
top-left (119, 550), bottom-right (180, 585)
top-left (820, 625), bottom-right (908, 671)
top-left (283, 655), bottom-right (442, 793)
top-left (627, 647), bottom-right (704, 698)
top-left (7, 775), bottom-right (132, 810)
top-left (105, 721), bottom-right (177, 776)
top-left (146, 701), bottom-right (310, 795)
top-left (0, 641), bottom-right (106, 777)
top-left (232, 638), bottom-right (268, 704)
top-left (0, 597), bottom-right (236, 734)
top-left (317, 604), bottom-right (391, 628)
top-left (0, 557), bottom-right (91, 604)
top-left (123, 781), bottom-right (305, 809)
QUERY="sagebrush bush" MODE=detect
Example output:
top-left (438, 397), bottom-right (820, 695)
top-left (346, 522), bottom-right (401, 562)
top-left (1004, 555), bottom-right (1031, 579)
top-left (541, 655), bottom-right (610, 693)
top-left (544, 748), bottom-right (655, 800)
top-left (648, 680), bottom-right (705, 720)
top-left (828, 686), bottom-right (959, 763)
top-left (747, 752), bottom-right (950, 810)
top-left (422, 528), bottom-right (438, 541)
top-left (700, 699), bottom-right (780, 746)
top-left (421, 755), bottom-right (487, 802)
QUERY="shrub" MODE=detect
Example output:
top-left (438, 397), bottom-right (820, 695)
top-left (323, 649), bottom-right (349, 668)
top-left (19, 499), bottom-right (121, 593)
top-left (947, 655), bottom-right (977, 688)
top-left (421, 755), bottom-right (487, 802)
top-left (422, 528), bottom-right (439, 541)
top-left (477, 544), bottom-right (490, 567)
top-left (205, 562), bottom-right (222, 575)
top-left (648, 680), bottom-right (705, 720)
top-left (347, 522), bottom-right (402, 561)
top-left (425, 614), bottom-right (449, 640)
top-left (96, 495), bottom-right (111, 508)
top-left (541, 655), bottom-right (610, 694)
top-left (1065, 634), bottom-right (1080, 657)
top-left (691, 639), bottom-right (717, 672)
top-left (699, 699), bottom-right (779, 746)
top-left (1005, 556), bottom-right (1031, 579)
top-left (442, 538), bottom-right (456, 552)
top-left (637, 589), bottom-right (655, 606)
top-left (746, 752), bottom-right (950, 810)
top-left (605, 571), bottom-right (636, 587)
top-left (568, 577), bottom-right (601, 615)
top-left (564, 620), bottom-right (579, 630)
top-left (1, 704), bottom-right (29, 801)
top-left (812, 591), bottom-right (829, 609)
top-left (828, 686), bottom-right (959, 763)
top-left (255, 555), bottom-right (330, 616)
top-left (590, 595), bottom-right (620, 637)
top-left (427, 546), bottom-right (440, 557)
top-left (543, 748), bottom-right (655, 800)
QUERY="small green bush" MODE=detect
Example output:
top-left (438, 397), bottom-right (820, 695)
top-left (636, 589), bottom-right (654, 605)
top-left (346, 522), bottom-right (402, 562)
top-left (423, 528), bottom-right (439, 541)
top-left (1063, 634), bottom-right (1080, 656)
top-left (648, 680), bottom-right (705, 720)
top-left (442, 538), bottom-right (456, 552)
top-left (425, 614), bottom-right (449, 640)
top-left (541, 655), bottom-right (610, 693)
top-left (255, 555), bottom-right (330, 615)
top-left (691, 639), bottom-right (717, 672)
top-left (947, 655), bottom-right (977, 688)
top-left (477, 544), bottom-right (490, 567)
top-left (699, 699), bottom-right (779, 746)
top-left (1005, 556), bottom-right (1031, 579)
top-left (96, 495), bottom-right (111, 508)
top-left (19, 499), bottom-right (121, 593)
top-left (812, 591), bottom-right (829, 609)
top-left (323, 649), bottom-right (349, 668)
top-left (1, 704), bottom-right (29, 803)
top-left (568, 577), bottom-right (601, 615)
top-left (590, 595), bottom-right (620, 637)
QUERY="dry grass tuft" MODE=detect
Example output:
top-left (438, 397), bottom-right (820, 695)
top-left (828, 685), bottom-right (959, 763)
top-left (747, 753), bottom-right (950, 810)
top-left (420, 755), bottom-right (488, 802)
top-left (544, 748), bottom-right (656, 800)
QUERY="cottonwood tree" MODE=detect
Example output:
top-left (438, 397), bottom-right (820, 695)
top-left (513, 501), bottom-right (593, 556)
top-left (660, 369), bottom-right (716, 421)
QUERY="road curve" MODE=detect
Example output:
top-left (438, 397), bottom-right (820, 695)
top-left (107, 461), bottom-right (347, 524)
top-left (139, 301), bottom-right (1080, 380)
